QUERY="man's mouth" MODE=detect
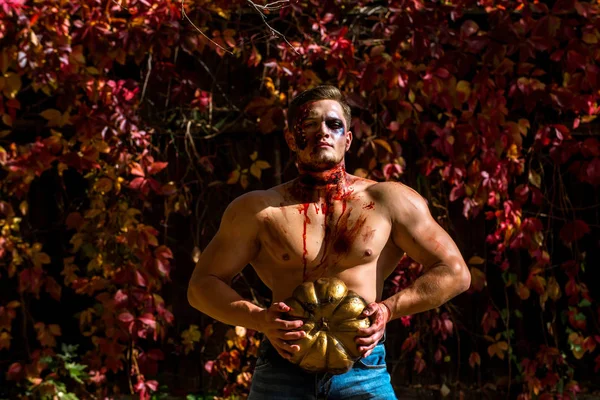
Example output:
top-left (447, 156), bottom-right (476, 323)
top-left (316, 143), bottom-right (333, 148)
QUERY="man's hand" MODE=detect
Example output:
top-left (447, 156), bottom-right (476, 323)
top-left (258, 302), bottom-right (306, 360)
top-left (355, 302), bottom-right (391, 358)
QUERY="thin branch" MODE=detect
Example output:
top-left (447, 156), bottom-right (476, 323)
top-left (111, 0), bottom-right (128, 11)
top-left (140, 52), bottom-right (152, 103)
top-left (247, 0), bottom-right (300, 55)
top-left (252, 0), bottom-right (290, 11)
top-left (197, 58), bottom-right (239, 112)
top-left (180, 0), bottom-right (233, 55)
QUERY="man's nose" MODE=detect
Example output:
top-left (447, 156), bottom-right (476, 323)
top-left (316, 123), bottom-right (330, 138)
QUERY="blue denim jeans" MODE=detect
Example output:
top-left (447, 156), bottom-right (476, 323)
top-left (248, 336), bottom-right (397, 400)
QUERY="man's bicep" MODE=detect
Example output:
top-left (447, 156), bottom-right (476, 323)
top-left (390, 188), bottom-right (461, 269)
top-left (191, 200), bottom-right (261, 284)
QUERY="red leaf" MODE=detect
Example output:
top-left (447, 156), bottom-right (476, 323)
top-left (155, 258), bottom-right (170, 276)
top-left (129, 162), bottom-right (145, 177)
top-left (154, 245), bottom-right (173, 260)
top-left (129, 177), bottom-right (145, 190)
top-left (205, 360), bottom-right (216, 375)
top-left (135, 270), bottom-right (147, 287)
top-left (65, 212), bottom-right (84, 230)
top-left (514, 184), bottom-right (530, 203)
top-left (147, 178), bottom-right (162, 194)
top-left (414, 355), bottom-right (426, 374)
top-left (435, 68), bottom-right (450, 78)
top-left (147, 162), bottom-right (168, 175)
top-left (139, 313), bottom-right (156, 328)
top-left (449, 184), bottom-right (465, 201)
top-left (118, 312), bottom-right (134, 323)
top-left (146, 380), bottom-right (158, 392)
top-left (6, 362), bottom-right (24, 381)
top-left (469, 352), bottom-right (481, 368)
top-left (560, 220), bottom-right (590, 243)
top-left (461, 20), bottom-right (479, 37)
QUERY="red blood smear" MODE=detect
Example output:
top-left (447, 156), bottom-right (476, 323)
top-left (333, 209), bottom-right (367, 255)
top-left (363, 201), bottom-right (375, 210)
top-left (301, 203), bottom-right (310, 281)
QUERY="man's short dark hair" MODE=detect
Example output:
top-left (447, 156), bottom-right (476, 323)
top-left (287, 85), bottom-right (352, 132)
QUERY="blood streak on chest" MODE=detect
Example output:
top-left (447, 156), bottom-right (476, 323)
top-left (299, 203), bottom-right (311, 281)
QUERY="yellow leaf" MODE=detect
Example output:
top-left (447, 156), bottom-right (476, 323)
top-left (507, 144), bottom-right (520, 160)
top-left (354, 168), bottom-right (368, 178)
top-left (240, 174), bottom-right (249, 189)
top-left (250, 163), bottom-right (262, 179)
top-left (19, 201), bottom-right (27, 216)
top-left (227, 169), bottom-right (240, 184)
top-left (93, 177), bottom-right (113, 194)
top-left (0, 332), bottom-right (11, 350)
top-left (264, 77), bottom-right (277, 96)
top-left (456, 80), bottom-right (471, 102)
top-left (48, 324), bottom-right (61, 336)
top-left (249, 151), bottom-right (258, 161)
top-left (470, 267), bottom-right (486, 291)
top-left (515, 282), bottom-right (530, 300)
top-left (6, 301), bottom-right (20, 309)
top-left (528, 170), bottom-right (542, 188)
top-left (235, 326), bottom-right (247, 337)
top-left (255, 160), bottom-right (271, 170)
top-left (40, 109), bottom-right (63, 127)
top-left (3, 72), bottom-right (21, 99)
top-left (192, 246), bottom-right (201, 263)
top-left (408, 90), bottom-right (416, 103)
top-left (368, 157), bottom-right (377, 170)
top-left (2, 114), bottom-right (12, 127)
top-left (547, 276), bottom-right (561, 301)
top-left (581, 115), bottom-right (597, 123)
top-left (582, 32), bottom-right (598, 44)
top-left (468, 256), bottom-right (485, 265)
top-left (0, 130), bottom-right (10, 138)
top-left (373, 139), bottom-right (393, 153)
top-left (487, 341), bottom-right (508, 360)
top-left (518, 119), bottom-right (530, 136)
top-left (33, 252), bottom-right (51, 268)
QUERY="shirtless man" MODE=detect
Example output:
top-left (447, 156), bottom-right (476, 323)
top-left (187, 85), bottom-right (471, 399)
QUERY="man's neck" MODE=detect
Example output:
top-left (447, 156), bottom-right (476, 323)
top-left (293, 162), bottom-right (352, 201)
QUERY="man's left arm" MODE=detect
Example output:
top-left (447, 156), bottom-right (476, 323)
top-left (356, 182), bottom-right (471, 356)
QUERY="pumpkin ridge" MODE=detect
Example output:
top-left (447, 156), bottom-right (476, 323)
top-left (327, 331), bottom-right (353, 363)
top-left (325, 332), bottom-right (331, 370)
top-left (296, 339), bottom-right (314, 366)
top-left (328, 291), bottom-right (353, 319)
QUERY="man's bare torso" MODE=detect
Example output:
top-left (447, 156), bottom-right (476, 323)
top-left (249, 175), bottom-right (405, 304)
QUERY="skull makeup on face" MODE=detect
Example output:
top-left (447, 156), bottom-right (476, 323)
top-left (289, 100), bottom-right (351, 171)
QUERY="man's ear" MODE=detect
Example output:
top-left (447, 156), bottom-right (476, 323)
top-left (284, 129), bottom-right (297, 152)
top-left (345, 130), bottom-right (353, 152)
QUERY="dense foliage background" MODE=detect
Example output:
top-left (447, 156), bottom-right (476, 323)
top-left (0, 0), bottom-right (599, 399)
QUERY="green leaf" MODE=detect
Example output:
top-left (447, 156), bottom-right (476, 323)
top-left (575, 313), bottom-right (586, 321)
top-left (579, 298), bottom-right (592, 307)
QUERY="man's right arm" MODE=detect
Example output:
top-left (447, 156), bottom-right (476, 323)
top-left (187, 193), bottom-right (305, 359)
top-left (187, 192), bottom-right (265, 331)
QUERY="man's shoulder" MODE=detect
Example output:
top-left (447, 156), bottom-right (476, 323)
top-left (226, 189), bottom-right (282, 215)
top-left (367, 181), bottom-right (429, 214)
top-left (367, 180), bottom-right (417, 198)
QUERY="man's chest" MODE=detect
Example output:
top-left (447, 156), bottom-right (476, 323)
top-left (255, 196), bottom-right (391, 278)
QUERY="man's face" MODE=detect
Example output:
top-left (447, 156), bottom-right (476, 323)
top-left (286, 99), bottom-right (352, 171)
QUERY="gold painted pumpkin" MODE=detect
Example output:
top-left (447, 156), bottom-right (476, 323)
top-left (283, 277), bottom-right (370, 374)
